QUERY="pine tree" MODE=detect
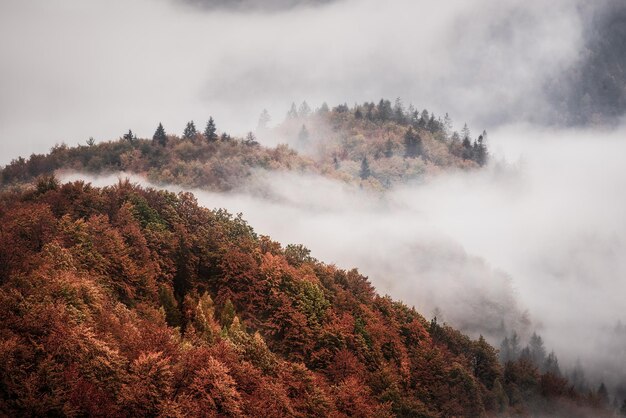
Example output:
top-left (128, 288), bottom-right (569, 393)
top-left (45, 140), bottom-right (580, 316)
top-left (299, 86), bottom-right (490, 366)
top-left (257, 109), bottom-right (271, 130)
top-left (499, 337), bottom-right (511, 364)
top-left (461, 124), bottom-right (473, 160)
top-left (404, 127), bottom-right (422, 158)
top-left (529, 332), bottom-right (546, 370)
top-left (287, 103), bottom-right (298, 119)
top-left (443, 113), bottom-right (453, 139)
top-left (377, 99), bottom-right (392, 121)
top-left (393, 97), bottom-right (405, 123)
top-left (244, 132), bottom-right (258, 146)
top-left (360, 157), bottom-right (371, 180)
top-left (183, 121), bottom-right (197, 139)
top-left (123, 129), bottom-right (136, 142)
top-left (298, 101), bottom-right (311, 118)
top-left (204, 117), bottom-right (217, 142)
top-left (461, 123), bottom-right (471, 141)
top-left (318, 102), bottom-right (329, 113)
top-left (474, 134), bottom-right (488, 166)
top-left (384, 138), bottom-right (393, 158)
top-left (544, 351), bottom-right (561, 376)
top-left (298, 124), bottom-right (309, 143)
top-left (153, 123), bottom-right (167, 147)
top-left (418, 110), bottom-right (429, 128)
top-left (598, 382), bottom-right (609, 406)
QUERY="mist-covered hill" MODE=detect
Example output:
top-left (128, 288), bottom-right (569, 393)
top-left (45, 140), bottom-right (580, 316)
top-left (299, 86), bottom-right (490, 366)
top-left (0, 178), bottom-right (611, 417)
top-left (0, 100), bottom-right (487, 191)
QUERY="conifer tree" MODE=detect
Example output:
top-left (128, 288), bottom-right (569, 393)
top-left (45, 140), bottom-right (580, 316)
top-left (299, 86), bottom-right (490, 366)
top-left (183, 121), bottom-right (197, 139)
top-left (123, 129), bottom-right (136, 142)
top-left (287, 103), bottom-right (298, 119)
top-left (384, 138), bottom-right (394, 158)
top-left (474, 134), bottom-right (488, 166)
top-left (298, 124), bottom-right (309, 143)
top-left (404, 127), bottom-right (422, 158)
top-left (204, 117), bottom-right (217, 142)
top-left (153, 123), bottom-right (167, 146)
top-left (360, 157), bottom-right (371, 179)
top-left (257, 109), bottom-right (271, 130)
top-left (244, 132), bottom-right (258, 146)
top-left (393, 97), bottom-right (405, 123)
top-left (298, 101), bottom-right (311, 118)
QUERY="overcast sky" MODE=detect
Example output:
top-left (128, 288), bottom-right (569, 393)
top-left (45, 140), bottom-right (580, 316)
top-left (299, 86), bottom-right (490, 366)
top-left (0, 0), bottom-right (597, 164)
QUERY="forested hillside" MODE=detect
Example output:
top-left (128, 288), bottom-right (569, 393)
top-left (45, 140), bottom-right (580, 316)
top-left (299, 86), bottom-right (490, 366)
top-left (0, 178), bottom-right (610, 417)
top-left (0, 100), bottom-right (488, 192)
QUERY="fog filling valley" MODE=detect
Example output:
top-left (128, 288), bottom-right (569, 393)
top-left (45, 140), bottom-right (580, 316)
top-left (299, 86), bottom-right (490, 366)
top-left (4, 0), bottom-right (626, 396)
top-left (61, 122), bottom-right (626, 390)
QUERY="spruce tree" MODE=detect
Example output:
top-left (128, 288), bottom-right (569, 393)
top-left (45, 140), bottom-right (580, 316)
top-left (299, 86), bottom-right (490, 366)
top-left (123, 129), bottom-right (136, 142)
top-left (384, 138), bottom-right (394, 158)
top-left (287, 103), bottom-right (298, 119)
top-left (153, 123), bottom-right (167, 147)
top-left (360, 156), bottom-right (371, 179)
top-left (257, 109), bottom-right (271, 130)
top-left (298, 124), bottom-right (309, 143)
top-left (404, 127), bottom-right (422, 158)
top-left (393, 97), bottom-right (405, 123)
top-left (298, 101), bottom-right (311, 118)
top-left (474, 134), bottom-right (488, 166)
top-left (183, 121), bottom-right (197, 139)
top-left (204, 117), bottom-right (217, 142)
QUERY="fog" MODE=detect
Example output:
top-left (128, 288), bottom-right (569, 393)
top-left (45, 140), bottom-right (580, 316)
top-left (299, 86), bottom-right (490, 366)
top-left (60, 121), bottom-right (626, 388)
top-left (4, 0), bottom-right (626, 393)
top-left (0, 0), bottom-right (601, 164)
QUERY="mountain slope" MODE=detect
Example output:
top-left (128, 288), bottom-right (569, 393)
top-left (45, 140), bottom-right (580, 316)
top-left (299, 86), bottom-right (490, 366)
top-left (0, 178), bottom-right (609, 417)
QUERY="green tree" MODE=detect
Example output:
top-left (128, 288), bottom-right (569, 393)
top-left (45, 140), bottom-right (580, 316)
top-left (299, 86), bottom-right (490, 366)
top-left (360, 156), bottom-right (371, 180)
top-left (404, 127), bottom-right (422, 158)
top-left (287, 102), bottom-right (298, 119)
top-left (153, 123), bottom-right (167, 147)
top-left (257, 109), bottom-right (271, 130)
top-left (473, 136), bottom-right (488, 166)
top-left (183, 121), bottom-right (197, 139)
top-left (598, 382), bottom-right (609, 407)
top-left (299, 101), bottom-right (311, 118)
top-left (204, 117), bottom-right (217, 142)
top-left (298, 124), bottom-right (309, 143)
top-left (123, 129), bottom-right (136, 142)
top-left (393, 97), bottom-right (405, 123)
top-left (529, 332), bottom-right (546, 369)
top-left (384, 138), bottom-right (394, 158)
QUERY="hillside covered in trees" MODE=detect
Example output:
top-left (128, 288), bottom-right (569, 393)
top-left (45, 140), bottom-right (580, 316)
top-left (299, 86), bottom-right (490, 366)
top-left (0, 100), bottom-right (488, 192)
top-left (0, 178), bottom-right (613, 417)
